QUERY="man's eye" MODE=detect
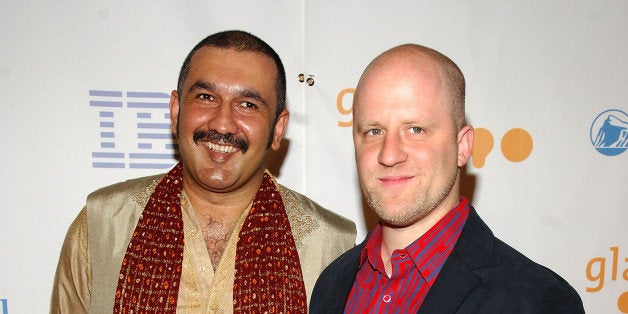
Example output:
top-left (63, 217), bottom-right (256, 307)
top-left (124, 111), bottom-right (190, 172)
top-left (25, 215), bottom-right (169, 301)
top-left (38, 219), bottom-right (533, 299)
top-left (239, 101), bottom-right (258, 109)
top-left (366, 129), bottom-right (382, 136)
top-left (198, 93), bottom-right (214, 101)
top-left (410, 126), bottom-right (423, 134)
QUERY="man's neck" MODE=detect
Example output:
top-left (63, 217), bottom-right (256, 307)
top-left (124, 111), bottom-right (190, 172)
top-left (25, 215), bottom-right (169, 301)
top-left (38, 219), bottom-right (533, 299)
top-left (182, 172), bottom-right (263, 220)
top-left (380, 195), bottom-right (461, 276)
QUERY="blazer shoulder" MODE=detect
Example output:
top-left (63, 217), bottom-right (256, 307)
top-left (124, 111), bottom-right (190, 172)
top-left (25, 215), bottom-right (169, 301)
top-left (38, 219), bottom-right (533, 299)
top-left (491, 238), bottom-right (584, 312)
top-left (452, 207), bottom-right (583, 312)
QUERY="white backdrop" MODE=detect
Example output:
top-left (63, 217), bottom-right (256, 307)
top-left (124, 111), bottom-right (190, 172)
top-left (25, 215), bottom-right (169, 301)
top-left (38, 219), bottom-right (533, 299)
top-left (1, 1), bottom-right (626, 313)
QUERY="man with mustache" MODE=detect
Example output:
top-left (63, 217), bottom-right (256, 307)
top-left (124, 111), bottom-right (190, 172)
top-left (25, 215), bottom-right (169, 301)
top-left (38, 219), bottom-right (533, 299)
top-left (51, 30), bottom-right (356, 313)
top-left (310, 44), bottom-right (583, 313)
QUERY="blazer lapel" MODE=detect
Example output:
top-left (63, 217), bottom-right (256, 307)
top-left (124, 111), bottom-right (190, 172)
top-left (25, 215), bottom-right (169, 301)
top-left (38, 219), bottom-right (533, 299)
top-left (418, 206), bottom-right (494, 313)
top-left (333, 258), bottom-right (361, 311)
top-left (417, 251), bottom-right (481, 313)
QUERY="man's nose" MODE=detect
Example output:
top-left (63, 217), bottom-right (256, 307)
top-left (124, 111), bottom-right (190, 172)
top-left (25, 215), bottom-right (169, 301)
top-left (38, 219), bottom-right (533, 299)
top-left (378, 132), bottom-right (408, 167)
top-left (211, 103), bottom-right (238, 134)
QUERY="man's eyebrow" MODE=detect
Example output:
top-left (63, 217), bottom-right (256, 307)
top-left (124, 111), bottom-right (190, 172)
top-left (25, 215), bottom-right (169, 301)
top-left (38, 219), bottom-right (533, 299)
top-left (355, 120), bottom-right (379, 131)
top-left (188, 80), bottom-right (216, 93)
top-left (238, 88), bottom-right (267, 107)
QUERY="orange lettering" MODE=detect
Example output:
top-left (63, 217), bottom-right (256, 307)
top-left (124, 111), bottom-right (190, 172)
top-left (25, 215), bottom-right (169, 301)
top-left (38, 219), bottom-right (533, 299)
top-left (337, 88), bottom-right (355, 127)
top-left (586, 257), bottom-right (605, 292)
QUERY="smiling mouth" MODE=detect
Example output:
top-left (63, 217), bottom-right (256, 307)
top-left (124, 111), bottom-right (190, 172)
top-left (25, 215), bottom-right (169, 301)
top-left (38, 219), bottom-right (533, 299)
top-left (205, 141), bottom-right (238, 153)
top-left (193, 130), bottom-right (249, 153)
top-left (379, 175), bottom-right (415, 185)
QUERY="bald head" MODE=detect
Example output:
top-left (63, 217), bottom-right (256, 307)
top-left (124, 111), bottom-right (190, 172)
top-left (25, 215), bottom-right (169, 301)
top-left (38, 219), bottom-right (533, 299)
top-left (354, 44), bottom-right (466, 130)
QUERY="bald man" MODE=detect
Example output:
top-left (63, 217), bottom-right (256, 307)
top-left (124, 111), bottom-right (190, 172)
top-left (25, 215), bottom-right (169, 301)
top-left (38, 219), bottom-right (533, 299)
top-left (310, 44), bottom-right (584, 313)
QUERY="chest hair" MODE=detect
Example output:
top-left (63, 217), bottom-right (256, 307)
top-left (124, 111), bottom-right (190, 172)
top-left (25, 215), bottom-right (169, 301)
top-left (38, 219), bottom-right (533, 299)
top-left (198, 215), bottom-right (238, 271)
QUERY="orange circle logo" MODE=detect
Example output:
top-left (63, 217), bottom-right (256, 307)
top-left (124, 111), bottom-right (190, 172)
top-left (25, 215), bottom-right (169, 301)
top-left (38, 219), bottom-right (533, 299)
top-left (470, 128), bottom-right (533, 168)
top-left (501, 128), bottom-right (533, 162)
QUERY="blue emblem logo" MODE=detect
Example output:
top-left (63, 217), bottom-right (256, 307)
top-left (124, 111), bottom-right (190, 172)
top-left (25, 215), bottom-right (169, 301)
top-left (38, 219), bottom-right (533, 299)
top-left (590, 109), bottom-right (628, 156)
top-left (90, 90), bottom-right (179, 169)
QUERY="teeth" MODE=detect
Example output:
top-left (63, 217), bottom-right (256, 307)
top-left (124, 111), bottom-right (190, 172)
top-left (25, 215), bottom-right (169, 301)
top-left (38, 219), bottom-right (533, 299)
top-left (205, 142), bottom-right (237, 153)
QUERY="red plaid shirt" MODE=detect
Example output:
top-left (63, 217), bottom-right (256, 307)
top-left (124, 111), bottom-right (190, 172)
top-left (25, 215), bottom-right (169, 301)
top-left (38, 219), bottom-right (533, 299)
top-left (344, 197), bottom-right (469, 313)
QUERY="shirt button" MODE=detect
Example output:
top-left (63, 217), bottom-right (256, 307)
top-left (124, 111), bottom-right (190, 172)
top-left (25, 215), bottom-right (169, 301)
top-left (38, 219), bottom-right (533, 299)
top-left (190, 230), bottom-right (197, 237)
top-left (383, 294), bottom-right (391, 303)
top-left (200, 266), bottom-right (206, 272)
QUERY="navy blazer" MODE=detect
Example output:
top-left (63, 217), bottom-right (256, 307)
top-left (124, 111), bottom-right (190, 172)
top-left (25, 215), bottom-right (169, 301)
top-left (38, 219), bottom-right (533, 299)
top-left (310, 206), bottom-right (584, 313)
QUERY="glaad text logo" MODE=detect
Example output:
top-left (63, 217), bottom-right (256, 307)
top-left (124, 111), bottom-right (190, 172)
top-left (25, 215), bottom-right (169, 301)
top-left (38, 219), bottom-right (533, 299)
top-left (585, 246), bottom-right (628, 313)
top-left (590, 109), bottom-right (628, 156)
top-left (89, 90), bottom-right (178, 169)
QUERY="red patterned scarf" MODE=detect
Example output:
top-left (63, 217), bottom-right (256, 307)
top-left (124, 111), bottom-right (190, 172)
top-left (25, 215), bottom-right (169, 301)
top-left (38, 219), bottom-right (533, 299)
top-left (114, 163), bottom-right (307, 313)
top-left (114, 163), bottom-right (184, 313)
top-left (233, 172), bottom-right (307, 313)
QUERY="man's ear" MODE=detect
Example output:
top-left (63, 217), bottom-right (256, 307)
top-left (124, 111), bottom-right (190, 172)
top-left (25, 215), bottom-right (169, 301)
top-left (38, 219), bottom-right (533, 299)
top-left (271, 109), bottom-right (290, 150)
top-left (457, 125), bottom-right (474, 167)
top-left (169, 90), bottom-right (179, 137)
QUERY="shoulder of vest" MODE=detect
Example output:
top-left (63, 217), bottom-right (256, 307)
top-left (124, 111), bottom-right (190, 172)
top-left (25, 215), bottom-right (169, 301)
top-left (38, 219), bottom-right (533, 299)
top-left (276, 183), bottom-right (356, 231)
top-left (86, 173), bottom-right (166, 209)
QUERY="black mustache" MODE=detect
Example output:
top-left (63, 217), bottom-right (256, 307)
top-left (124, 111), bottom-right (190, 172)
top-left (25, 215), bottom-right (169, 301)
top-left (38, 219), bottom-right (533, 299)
top-left (193, 130), bottom-right (249, 153)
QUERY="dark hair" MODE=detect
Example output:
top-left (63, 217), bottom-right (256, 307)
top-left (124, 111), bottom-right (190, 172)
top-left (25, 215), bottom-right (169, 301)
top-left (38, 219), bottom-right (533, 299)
top-left (176, 30), bottom-right (286, 119)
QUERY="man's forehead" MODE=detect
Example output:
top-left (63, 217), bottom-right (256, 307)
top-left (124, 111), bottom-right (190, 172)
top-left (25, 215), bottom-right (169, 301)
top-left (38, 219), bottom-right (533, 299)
top-left (185, 47), bottom-right (278, 86)
top-left (190, 46), bottom-right (276, 68)
top-left (193, 47), bottom-right (274, 72)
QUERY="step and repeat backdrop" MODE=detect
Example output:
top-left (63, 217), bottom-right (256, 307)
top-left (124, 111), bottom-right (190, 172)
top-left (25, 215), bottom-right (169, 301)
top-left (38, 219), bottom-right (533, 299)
top-left (1, 1), bottom-right (626, 313)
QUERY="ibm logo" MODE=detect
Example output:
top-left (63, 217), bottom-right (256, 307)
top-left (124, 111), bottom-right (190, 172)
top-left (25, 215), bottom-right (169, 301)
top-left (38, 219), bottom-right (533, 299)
top-left (89, 90), bottom-right (179, 169)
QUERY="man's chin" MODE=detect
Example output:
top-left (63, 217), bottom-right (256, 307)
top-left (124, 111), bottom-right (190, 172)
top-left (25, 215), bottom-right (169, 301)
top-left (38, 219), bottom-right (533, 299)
top-left (380, 215), bottom-right (426, 229)
top-left (373, 206), bottom-right (432, 228)
top-left (190, 168), bottom-right (237, 191)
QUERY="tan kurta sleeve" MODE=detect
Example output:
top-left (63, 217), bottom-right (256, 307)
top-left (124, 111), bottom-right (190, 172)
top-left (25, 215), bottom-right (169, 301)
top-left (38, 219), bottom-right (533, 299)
top-left (50, 208), bottom-right (91, 313)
